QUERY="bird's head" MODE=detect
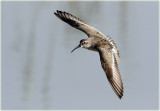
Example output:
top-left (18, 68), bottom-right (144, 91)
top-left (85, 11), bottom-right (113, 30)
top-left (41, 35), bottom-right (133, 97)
top-left (71, 39), bottom-right (92, 53)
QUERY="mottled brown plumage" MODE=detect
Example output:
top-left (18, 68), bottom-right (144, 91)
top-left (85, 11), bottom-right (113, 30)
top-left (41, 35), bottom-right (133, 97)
top-left (54, 10), bottom-right (124, 99)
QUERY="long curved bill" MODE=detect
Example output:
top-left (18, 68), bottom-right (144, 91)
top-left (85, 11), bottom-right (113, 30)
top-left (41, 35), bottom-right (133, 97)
top-left (71, 45), bottom-right (81, 53)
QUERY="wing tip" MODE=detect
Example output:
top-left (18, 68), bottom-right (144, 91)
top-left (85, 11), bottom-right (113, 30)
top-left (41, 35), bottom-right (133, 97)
top-left (54, 10), bottom-right (68, 17)
top-left (117, 85), bottom-right (124, 99)
top-left (54, 10), bottom-right (59, 16)
top-left (54, 10), bottom-right (63, 16)
top-left (54, 10), bottom-right (84, 27)
top-left (54, 12), bottom-right (57, 15)
top-left (118, 93), bottom-right (123, 99)
top-left (108, 78), bottom-right (124, 99)
top-left (116, 87), bottom-right (123, 99)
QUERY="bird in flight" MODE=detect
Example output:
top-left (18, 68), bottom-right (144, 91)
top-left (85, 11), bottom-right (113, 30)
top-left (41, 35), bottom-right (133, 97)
top-left (54, 10), bottom-right (124, 99)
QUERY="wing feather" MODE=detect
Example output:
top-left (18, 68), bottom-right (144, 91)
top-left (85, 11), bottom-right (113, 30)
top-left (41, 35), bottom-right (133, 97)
top-left (54, 10), bottom-right (106, 38)
top-left (99, 48), bottom-right (124, 99)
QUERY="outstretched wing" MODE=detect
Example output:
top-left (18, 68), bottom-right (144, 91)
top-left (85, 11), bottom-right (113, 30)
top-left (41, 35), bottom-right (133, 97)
top-left (54, 10), bottom-right (106, 38)
top-left (98, 48), bottom-right (123, 99)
